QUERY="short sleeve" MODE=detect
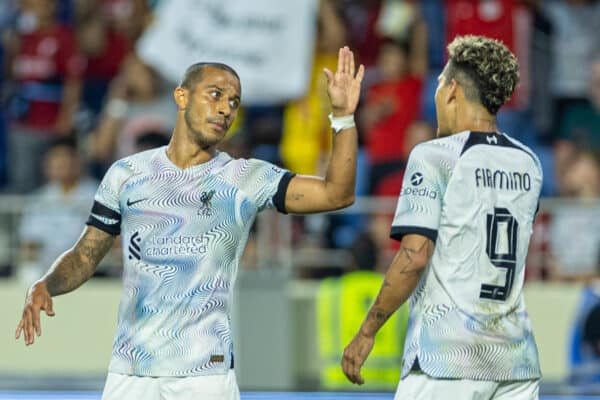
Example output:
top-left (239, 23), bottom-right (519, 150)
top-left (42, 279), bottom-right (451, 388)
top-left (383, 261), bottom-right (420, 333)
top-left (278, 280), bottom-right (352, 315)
top-left (86, 161), bottom-right (130, 235)
top-left (243, 159), bottom-right (295, 213)
top-left (390, 145), bottom-right (445, 243)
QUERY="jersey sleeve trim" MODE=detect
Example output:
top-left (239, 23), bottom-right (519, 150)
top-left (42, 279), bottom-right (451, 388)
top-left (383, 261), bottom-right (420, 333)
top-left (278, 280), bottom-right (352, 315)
top-left (86, 200), bottom-right (121, 236)
top-left (390, 226), bottom-right (438, 243)
top-left (273, 172), bottom-right (296, 214)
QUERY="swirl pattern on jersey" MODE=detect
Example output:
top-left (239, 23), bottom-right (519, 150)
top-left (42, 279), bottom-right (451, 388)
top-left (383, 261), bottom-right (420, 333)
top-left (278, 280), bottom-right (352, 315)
top-left (90, 147), bottom-right (289, 377)
top-left (392, 132), bottom-right (542, 381)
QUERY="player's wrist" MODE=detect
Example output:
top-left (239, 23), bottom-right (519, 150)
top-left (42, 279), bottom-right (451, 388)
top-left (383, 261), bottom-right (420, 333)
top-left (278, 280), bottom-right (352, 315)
top-left (328, 112), bottom-right (355, 133)
top-left (359, 326), bottom-right (376, 339)
top-left (29, 280), bottom-right (48, 296)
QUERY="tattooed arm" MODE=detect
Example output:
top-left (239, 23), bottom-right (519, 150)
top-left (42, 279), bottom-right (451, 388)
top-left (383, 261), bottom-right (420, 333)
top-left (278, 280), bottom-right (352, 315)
top-left (341, 234), bottom-right (434, 384)
top-left (15, 226), bottom-right (115, 345)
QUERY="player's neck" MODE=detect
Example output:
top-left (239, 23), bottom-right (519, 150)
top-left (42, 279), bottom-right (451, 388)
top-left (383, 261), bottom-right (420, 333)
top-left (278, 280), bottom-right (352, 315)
top-left (166, 135), bottom-right (216, 169)
top-left (455, 103), bottom-right (497, 134)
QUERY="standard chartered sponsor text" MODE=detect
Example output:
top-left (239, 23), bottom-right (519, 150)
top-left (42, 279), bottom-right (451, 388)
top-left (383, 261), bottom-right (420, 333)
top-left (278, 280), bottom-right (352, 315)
top-left (145, 234), bottom-right (209, 256)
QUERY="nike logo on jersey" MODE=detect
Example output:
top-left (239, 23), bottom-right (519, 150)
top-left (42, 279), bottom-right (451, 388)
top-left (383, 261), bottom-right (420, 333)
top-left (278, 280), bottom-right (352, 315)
top-left (127, 198), bottom-right (147, 207)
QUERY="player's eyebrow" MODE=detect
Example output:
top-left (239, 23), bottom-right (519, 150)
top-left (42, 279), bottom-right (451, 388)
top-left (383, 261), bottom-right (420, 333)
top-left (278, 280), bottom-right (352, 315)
top-left (206, 85), bottom-right (240, 99)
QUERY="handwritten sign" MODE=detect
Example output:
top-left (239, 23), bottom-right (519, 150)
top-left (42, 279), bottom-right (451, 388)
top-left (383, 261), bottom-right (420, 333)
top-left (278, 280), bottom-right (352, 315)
top-left (137, 0), bottom-right (318, 104)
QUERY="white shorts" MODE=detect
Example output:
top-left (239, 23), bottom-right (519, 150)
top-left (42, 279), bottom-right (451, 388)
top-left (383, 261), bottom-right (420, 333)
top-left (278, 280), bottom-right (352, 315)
top-left (395, 372), bottom-right (539, 400)
top-left (101, 370), bottom-right (240, 400)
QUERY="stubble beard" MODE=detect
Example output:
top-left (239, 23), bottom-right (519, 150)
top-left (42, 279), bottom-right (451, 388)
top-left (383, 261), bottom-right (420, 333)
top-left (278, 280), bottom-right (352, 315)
top-left (184, 107), bottom-right (220, 150)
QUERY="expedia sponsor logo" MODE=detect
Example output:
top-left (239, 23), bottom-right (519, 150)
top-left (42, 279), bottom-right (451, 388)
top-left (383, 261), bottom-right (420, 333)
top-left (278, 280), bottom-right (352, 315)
top-left (402, 186), bottom-right (437, 199)
top-left (410, 172), bottom-right (424, 186)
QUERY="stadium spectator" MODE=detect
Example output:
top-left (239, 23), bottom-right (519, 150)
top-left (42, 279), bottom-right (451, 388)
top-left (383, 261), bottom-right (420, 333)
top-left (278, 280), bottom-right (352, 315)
top-left (336, 0), bottom-right (385, 68)
top-left (17, 137), bottom-right (97, 285)
top-left (371, 120), bottom-right (435, 197)
top-left (100, 0), bottom-right (152, 42)
top-left (281, 0), bottom-right (346, 175)
top-left (6, 0), bottom-right (86, 193)
top-left (74, 0), bottom-right (132, 117)
top-left (362, 38), bottom-right (425, 195)
top-left (88, 54), bottom-right (176, 177)
top-left (542, 0), bottom-right (600, 136)
top-left (549, 151), bottom-right (600, 282)
top-left (558, 58), bottom-right (600, 149)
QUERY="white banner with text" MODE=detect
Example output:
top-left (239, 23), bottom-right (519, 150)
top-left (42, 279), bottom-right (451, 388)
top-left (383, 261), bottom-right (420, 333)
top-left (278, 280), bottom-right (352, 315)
top-left (137, 0), bottom-right (318, 104)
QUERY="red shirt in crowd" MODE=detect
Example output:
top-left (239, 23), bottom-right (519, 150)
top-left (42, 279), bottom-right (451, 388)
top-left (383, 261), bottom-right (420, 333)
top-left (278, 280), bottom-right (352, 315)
top-left (365, 76), bottom-right (423, 163)
top-left (84, 30), bottom-right (130, 80)
top-left (12, 24), bottom-right (86, 130)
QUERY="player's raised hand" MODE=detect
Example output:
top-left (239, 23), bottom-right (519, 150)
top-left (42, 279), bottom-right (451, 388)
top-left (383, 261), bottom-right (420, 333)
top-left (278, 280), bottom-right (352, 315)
top-left (324, 46), bottom-right (365, 117)
top-left (341, 330), bottom-right (374, 385)
top-left (15, 281), bottom-right (55, 346)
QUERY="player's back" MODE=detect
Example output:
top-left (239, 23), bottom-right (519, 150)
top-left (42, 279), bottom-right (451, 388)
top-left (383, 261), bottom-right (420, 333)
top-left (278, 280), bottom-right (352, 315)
top-left (392, 131), bottom-right (542, 381)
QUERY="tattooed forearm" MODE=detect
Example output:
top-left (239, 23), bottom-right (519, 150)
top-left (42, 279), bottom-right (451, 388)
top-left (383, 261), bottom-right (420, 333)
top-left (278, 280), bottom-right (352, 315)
top-left (291, 192), bottom-right (305, 201)
top-left (397, 239), bottom-right (430, 274)
top-left (43, 227), bottom-right (115, 296)
top-left (359, 236), bottom-right (433, 337)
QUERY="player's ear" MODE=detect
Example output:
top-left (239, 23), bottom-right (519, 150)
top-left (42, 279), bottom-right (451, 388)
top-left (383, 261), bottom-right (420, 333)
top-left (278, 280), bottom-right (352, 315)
top-left (446, 79), bottom-right (459, 104)
top-left (174, 87), bottom-right (188, 110)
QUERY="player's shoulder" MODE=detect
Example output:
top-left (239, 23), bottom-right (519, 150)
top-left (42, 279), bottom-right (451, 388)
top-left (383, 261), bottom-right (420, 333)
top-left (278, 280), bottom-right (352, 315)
top-left (499, 133), bottom-right (542, 170)
top-left (103, 147), bottom-right (166, 187)
top-left (410, 131), bottom-right (469, 163)
top-left (112, 147), bottom-right (165, 173)
top-left (219, 155), bottom-right (281, 176)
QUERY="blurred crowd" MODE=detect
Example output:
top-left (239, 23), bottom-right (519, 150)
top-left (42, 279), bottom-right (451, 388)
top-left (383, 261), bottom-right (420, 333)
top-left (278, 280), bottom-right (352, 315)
top-left (3, 0), bottom-right (600, 385)
top-left (1, 0), bottom-right (600, 285)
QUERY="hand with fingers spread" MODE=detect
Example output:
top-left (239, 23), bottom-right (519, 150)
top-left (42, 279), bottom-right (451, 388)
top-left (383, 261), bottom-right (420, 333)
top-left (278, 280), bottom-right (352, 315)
top-left (15, 281), bottom-right (55, 346)
top-left (341, 330), bottom-right (375, 385)
top-left (324, 46), bottom-right (365, 117)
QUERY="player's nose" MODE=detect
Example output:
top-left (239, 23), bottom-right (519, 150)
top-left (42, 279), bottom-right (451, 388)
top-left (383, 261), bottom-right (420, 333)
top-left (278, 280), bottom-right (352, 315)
top-left (217, 99), bottom-right (232, 117)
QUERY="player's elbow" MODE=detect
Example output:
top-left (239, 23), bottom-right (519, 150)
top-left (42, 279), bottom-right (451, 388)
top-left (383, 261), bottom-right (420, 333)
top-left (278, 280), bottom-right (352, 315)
top-left (412, 255), bottom-right (429, 271)
top-left (332, 193), bottom-right (355, 210)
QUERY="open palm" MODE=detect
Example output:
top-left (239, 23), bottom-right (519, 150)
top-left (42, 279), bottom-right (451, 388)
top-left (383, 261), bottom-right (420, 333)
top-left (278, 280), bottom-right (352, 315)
top-left (324, 46), bottom-right (365, 116)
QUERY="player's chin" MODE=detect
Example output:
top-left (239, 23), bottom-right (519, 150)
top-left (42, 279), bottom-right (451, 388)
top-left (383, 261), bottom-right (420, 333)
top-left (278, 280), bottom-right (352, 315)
top-left (196, 129), bottom-right (225, 148)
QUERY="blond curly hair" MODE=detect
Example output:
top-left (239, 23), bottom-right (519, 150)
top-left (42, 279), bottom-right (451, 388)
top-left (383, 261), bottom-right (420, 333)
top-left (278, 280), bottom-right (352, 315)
top-left (445, 35), bottom-right (519, 115)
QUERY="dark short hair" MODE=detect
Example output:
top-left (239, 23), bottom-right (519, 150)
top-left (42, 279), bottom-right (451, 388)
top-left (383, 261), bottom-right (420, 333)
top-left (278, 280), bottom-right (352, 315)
top-left (135, 131), bottom-right (170, 150)
top-left (46, 136), bottom-right (78, 154)
top-left (180, 62), bottom-right (240, 90)
top-left (380, 37), bottom-right (410, 57)
top-left (445, 35), bottom-right (519, 115)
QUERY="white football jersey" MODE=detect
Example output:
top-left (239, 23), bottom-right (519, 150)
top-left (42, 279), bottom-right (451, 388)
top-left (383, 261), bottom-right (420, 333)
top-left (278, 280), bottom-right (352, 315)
top-left (87, 147), bottom-right (293, 377)
top-left (391, 131), bottom-right (542, 381)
